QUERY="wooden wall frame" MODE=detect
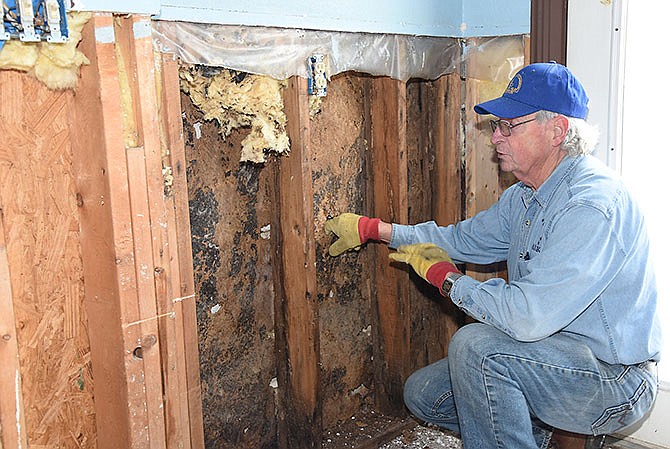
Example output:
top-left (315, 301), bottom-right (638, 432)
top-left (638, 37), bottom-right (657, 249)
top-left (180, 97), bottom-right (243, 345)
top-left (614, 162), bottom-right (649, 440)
top-left (531, 0), bottom-right (568, 64)
top-left (70, 13), bottom-right (204, 449)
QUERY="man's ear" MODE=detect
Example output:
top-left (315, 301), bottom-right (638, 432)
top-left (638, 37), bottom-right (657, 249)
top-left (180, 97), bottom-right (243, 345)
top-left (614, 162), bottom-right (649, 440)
top-left (552, 115), bottom-right (569, 146)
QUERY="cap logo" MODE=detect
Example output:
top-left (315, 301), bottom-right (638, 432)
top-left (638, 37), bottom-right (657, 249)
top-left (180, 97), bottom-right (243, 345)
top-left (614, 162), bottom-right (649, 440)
top-left (505, 74), bottom-right (522, 95)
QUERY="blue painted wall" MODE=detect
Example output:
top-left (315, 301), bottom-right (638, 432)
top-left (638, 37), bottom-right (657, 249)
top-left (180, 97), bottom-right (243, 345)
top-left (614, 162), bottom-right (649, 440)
top-left (71, 0), bottom-right (160, 14)
top-left (72, 0), bottom-right (529, 37)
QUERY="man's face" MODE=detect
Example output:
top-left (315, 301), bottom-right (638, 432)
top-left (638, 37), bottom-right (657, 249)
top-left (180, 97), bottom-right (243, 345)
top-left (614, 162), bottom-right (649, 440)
top-left (490, 113), bottom-right (560, 188)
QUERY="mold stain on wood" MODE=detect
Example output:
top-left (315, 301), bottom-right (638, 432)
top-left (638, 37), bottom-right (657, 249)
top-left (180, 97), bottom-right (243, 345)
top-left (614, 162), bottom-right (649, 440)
top-left (311, 73), bottom-right (376, 430)
top-left (181, 82), bottom-right (277, 449)
top-left (179, 66), bottom-right (469, 448)
top-left (405, 80), bottom-right (464, 371)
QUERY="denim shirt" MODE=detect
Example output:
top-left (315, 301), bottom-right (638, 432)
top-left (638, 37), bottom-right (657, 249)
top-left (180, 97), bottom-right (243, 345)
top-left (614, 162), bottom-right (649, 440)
top-left (391, 155), bottom-right (662, 365)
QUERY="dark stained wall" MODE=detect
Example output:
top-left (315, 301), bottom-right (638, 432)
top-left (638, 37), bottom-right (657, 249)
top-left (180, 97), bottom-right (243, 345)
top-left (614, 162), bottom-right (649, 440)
top-left (311, 74), bottom-right (376, 428)
top-left (182, 93), bottom-right (277, 449)
top-left (181, 70), bottom-right (467, 449)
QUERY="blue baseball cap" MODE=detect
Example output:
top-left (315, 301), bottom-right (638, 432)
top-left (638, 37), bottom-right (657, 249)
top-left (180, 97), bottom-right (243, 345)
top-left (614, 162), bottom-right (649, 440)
top-left (474, 61), bottom-right (589, 119)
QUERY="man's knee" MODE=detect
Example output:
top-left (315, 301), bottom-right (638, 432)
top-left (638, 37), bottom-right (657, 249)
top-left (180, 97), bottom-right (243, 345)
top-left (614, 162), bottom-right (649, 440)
top-left (449, 323), bottom-right (496, 358)
top-left (403, 359), bottom-right (451, 421)
top-left (403, 368), bottom-right (425, 416)
top-left (403, 360), bottom-right (441, 415)
top-left (447, 323), bottom-right (520, 381)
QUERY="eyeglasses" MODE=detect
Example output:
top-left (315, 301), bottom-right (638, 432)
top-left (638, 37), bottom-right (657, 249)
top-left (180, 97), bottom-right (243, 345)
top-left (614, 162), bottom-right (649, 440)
top-left (490, 117), bottom-right (536, 137)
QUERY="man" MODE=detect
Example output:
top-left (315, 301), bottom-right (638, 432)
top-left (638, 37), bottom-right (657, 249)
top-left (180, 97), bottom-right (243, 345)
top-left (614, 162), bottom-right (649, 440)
top-left (325, 62), bottom-right (661, 449)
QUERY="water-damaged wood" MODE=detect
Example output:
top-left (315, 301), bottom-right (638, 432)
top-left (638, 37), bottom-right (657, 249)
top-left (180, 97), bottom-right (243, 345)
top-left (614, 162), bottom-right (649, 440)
top-left (311, 74), bottom-right (376, 430)
top-left (181, 86), bottom-right (277, 448)
top-left (367, 77), bottom-right (411, 416)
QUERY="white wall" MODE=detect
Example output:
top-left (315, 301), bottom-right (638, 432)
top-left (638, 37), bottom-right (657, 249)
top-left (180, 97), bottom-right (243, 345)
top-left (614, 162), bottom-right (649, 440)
top-left (567, 0), bottom-right (625, 170)
top-left (71, 0), bottom-right (160, 14)
top-left (568, 1), bottom-right (670, 446)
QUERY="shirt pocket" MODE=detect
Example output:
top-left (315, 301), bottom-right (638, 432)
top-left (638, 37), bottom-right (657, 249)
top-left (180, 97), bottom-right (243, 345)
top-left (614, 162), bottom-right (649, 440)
top-left (517, 257), bottom-right (531, 278)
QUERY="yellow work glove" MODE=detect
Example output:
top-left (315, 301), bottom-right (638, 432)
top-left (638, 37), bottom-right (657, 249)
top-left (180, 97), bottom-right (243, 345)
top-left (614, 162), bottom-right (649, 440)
top-left (324, 213), bottom-right (380, 256)
top-left (389, 243), bottom-right (460, 289)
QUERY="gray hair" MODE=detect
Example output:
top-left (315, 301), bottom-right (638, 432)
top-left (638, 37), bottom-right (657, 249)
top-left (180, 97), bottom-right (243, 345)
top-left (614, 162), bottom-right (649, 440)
top-left (535, 110), bottom-right (599, 156)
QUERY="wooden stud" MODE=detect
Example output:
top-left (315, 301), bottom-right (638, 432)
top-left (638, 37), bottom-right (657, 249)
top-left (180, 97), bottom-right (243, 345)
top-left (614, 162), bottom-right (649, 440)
top-left (154, 56), bottom-right (187, 449)
top-left (118, 15), bottom-right (200, 449)
top-left (273, 76), bottom-right (322, 449)
top-left (405, 80), bottom-right (438, 370)
top-left (116, 16), bottom-right (173, 448)
top-left (368, 77), bottom-right (411, 415)
top-left (71, 14), bottom-right (205, 449)
top-left (158, 53), bottom-right (205, 449)
top-left (124, 143), bottom-right (168, 449)
top-left (71, 14), bottom-right (150, 448)
top-left (434, 73), bottom-right (464, 228)
top-left (432, 72), bottom-right (468, 348)
top-left (464, 89), bottom-right (499, 217)
top-left (524, 35), bottom-right (531, 67)
top-left (69, 15), bottom-right (204, 449)
top-left (69, 13), bottom-right (212, 448)
top-left (404, 74), bottom-right (465, 368)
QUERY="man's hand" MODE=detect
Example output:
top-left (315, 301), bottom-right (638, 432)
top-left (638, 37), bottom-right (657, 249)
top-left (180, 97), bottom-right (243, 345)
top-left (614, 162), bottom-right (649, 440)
top-left (389, 243), bottom-right (460, 289)
top-left (324, 213), bottom-right (380, 256)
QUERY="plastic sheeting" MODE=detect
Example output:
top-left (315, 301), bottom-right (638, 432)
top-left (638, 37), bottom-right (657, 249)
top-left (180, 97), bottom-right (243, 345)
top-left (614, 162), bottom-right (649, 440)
top-left (152, 20), bottom-right (525, 83)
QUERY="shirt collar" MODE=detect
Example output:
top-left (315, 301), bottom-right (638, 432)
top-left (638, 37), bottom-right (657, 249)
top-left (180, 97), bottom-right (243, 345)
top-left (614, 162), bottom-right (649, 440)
top-left (520, 155), bottom-right (581, 208)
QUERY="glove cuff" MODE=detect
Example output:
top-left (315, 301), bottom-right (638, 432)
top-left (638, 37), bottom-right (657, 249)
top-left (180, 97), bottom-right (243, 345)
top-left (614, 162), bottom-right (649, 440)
top-left (426, 261), bottom-right (460, 290)
top-left (358, 217), bottom-right (381, 243)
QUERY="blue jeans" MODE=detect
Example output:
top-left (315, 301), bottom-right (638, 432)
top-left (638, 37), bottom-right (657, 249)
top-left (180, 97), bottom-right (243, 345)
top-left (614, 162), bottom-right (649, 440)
top-left (403, 323), bottom-right (658, 449)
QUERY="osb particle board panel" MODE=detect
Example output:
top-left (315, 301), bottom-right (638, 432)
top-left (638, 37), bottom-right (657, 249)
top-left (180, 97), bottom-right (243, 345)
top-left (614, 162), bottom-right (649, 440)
top-left (310, 73), bottom-right (376, 429)
top-left (0, 70), bottom-right (96, 448)
top-left (181, 91), bottom-right (277, 449)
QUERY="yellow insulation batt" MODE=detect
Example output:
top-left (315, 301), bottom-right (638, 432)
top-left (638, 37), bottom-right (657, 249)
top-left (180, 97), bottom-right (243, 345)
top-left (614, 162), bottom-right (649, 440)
top-left (0, 11), bottom-right (91, 90)
top-left (180, 66), bottom-right (290, 164)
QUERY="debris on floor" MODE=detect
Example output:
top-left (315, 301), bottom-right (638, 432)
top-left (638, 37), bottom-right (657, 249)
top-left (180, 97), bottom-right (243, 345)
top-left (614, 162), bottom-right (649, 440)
top-left (377, 425), bottom-right (650, 449)
top-left (322, 409), bottom-right (415, 449)
top-left (321, 407), bottom-right (462, 449)
top-left (379, 425), bottom-right (462, 449)
top-left (325, 414), bottom-right (649, 449)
